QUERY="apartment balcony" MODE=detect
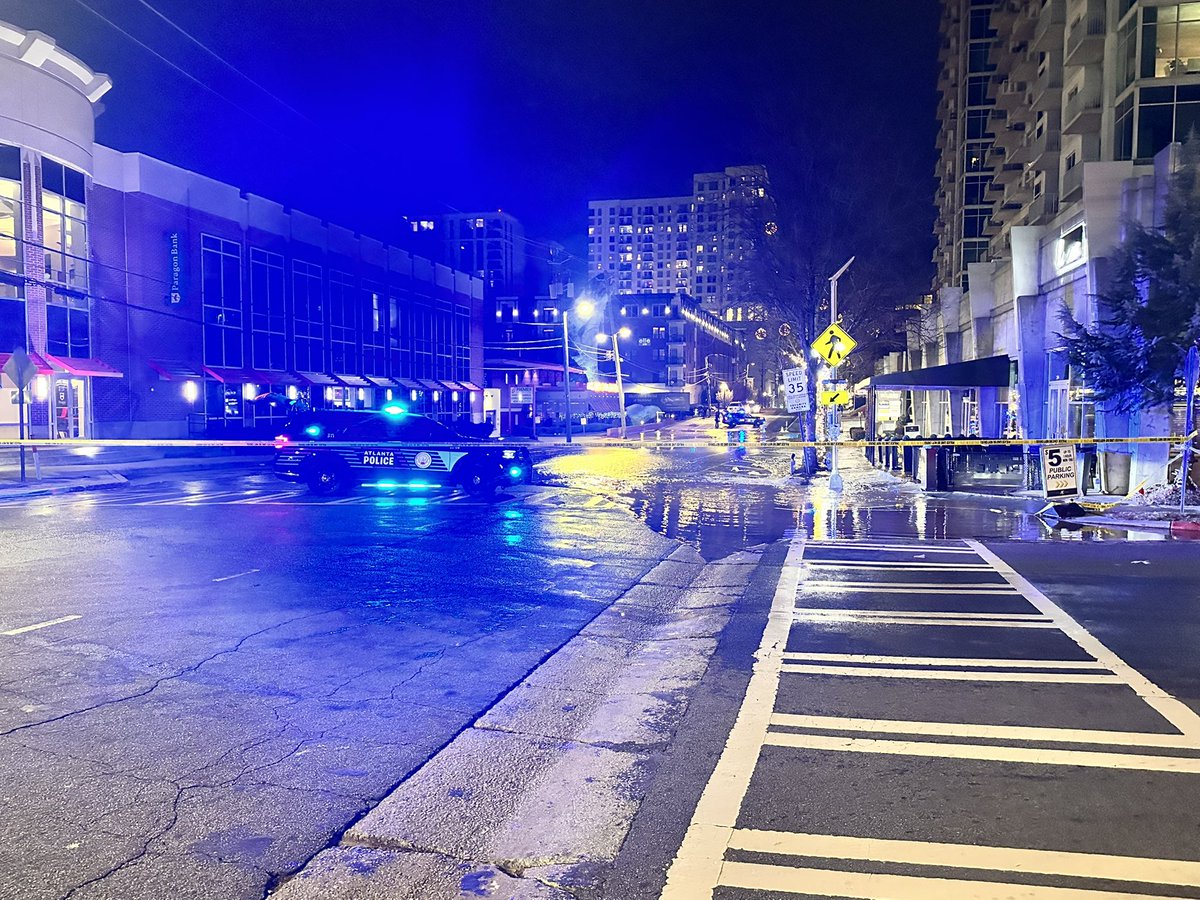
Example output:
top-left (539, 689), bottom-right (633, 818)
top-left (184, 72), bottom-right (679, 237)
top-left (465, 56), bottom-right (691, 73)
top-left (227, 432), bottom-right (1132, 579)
top-left (993, 161), bottom-right (1026, 186)
top-left (1027, 191), bottom-right (1060, 225)
top-left (1032, 0), bottom-right (1066, 52)
top-left (991, 0), bottom-right (1021, 31)
top-left (1061, 163), bottom-right (1083, 202)
top-left (995, 77), bottom-right (1030, 111)
top-left (1025, 129), bottom-right (1062, 169)
top-left (1011, 49), bottom-right (1038, 81)
top-left (1065, 0), bottom-right (1106, 68)
top-left (1031, 61), bottom-right (1064, 111)
top-left (1013, 2), bottom-right (1038, 40)
top-left (1063, 85), bottom-right (1102, 134)
top-left (1002, 178), bottom-right (1033, 209)
top-left (994, 122), bottom-right (1028, 153)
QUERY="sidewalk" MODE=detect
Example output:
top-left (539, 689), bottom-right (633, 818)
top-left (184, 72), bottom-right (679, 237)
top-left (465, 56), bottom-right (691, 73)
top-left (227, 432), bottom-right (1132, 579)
top-left (0, 447), bottom-right (269, 500)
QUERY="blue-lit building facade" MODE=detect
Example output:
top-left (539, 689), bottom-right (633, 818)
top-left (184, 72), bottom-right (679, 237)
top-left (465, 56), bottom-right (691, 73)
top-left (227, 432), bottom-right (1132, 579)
top-left (0, 21), bottom-right (484, 440)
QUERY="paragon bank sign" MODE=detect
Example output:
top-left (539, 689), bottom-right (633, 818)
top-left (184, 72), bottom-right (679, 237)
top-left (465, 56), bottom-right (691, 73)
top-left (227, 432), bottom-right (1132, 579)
top-left (165, 231), bottom-right (186, 306)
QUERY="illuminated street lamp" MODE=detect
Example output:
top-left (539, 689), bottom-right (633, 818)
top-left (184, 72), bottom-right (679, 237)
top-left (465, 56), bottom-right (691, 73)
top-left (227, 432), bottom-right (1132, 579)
top-left (828, 256), bottom-right (854, 492)
top-left (563, 298), bottom-right (595, 443)
top-left (596, 325), bottom-right (632, 439)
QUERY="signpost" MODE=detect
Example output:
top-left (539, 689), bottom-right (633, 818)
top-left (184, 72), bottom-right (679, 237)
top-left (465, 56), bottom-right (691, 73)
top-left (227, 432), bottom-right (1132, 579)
top-left (1040, 444), bottom-right (1080, 500)
top-left (811, 266), bottom-right (857, 492)
top-left (781, 366), bottom-right (810, 414)
top-left (2, 347), bottom-right (38, 482)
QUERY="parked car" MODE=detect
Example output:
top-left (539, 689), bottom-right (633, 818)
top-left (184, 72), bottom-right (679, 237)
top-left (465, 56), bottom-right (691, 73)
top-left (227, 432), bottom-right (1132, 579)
top-left (273, 407), bottom-right (533, 496)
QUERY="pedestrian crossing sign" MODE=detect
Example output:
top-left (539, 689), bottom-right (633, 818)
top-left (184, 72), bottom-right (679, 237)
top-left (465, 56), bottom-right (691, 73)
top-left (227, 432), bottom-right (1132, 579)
top-left (812, 322), bottom-right (857, 367)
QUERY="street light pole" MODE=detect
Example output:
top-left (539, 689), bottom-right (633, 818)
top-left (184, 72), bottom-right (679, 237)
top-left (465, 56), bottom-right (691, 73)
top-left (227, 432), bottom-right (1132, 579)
top-left (611, 333), bottom-right (628, 440)
top-left (828, 256), bottom-right (854, 493)
top-left (562, 309), bottom-right (573, 444)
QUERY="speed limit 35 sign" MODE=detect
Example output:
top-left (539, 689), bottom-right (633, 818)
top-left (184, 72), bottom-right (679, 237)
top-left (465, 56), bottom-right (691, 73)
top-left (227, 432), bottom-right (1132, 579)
top-left (1040, 445), bottom-right (1079, 499)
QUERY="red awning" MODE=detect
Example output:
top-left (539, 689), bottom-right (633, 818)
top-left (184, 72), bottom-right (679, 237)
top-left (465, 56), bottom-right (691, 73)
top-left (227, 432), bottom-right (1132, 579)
top-left (0, 351), bottom-right (54, 378)
top-left (202, 366), bottom-right (253, 383)
top-left (44, 354), bottom-right (123, 378)
top-left (364, 375), bottom-right (398, 389)
top-left (248, 370), bottom-right (300, 386)
top-left (148, 359), bottom-right (203, 381)
top-left (334, 374), bottom-right (370, 388)
top-left (396, 378), bottom-right (423, 391)
top-left (417, 379), bottom-right (444, 391)
top-left (292, 371), bottom-right (339, 386)
top-left (439, 380), bottom-right (465, 392)
top-left (459, 381), bottom-right (482, 392)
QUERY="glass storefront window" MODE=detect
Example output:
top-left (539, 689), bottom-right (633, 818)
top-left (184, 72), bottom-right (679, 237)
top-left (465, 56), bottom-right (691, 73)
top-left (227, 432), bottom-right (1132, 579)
top-left (41, 191), bottom-right (88, 291)
top-left (0, 144), bottom-right (21, 300)
top-left (1142, 3), bottom-right (1200, 78)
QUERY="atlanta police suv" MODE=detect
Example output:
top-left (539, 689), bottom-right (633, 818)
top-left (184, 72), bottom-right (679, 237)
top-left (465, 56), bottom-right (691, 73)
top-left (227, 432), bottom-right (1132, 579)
top-left (273, 405), bottom-right (533, 496)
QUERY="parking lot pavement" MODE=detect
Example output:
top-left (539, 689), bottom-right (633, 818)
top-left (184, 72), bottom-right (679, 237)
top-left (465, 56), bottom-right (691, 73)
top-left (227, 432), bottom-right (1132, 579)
top-left (662, 536), bottom-right (1200, 900)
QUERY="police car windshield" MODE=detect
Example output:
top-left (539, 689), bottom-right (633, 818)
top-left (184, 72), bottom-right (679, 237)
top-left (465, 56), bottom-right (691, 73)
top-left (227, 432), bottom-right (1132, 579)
top-left (281, 411), bottom-right (458, 442)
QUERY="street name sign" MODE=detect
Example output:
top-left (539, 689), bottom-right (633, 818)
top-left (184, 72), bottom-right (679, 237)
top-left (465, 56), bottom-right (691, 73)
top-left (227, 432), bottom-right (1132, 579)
top-left (781, 366), bottom-right (810, 413)
top-left (819, 388), bottom-right (851, 406)
top-left (2, 346), bottom-right (37, 390)
top-left (1040, 444), bottom-right (1079, 499)
top-left (812, 322), bottom-right (857, 367)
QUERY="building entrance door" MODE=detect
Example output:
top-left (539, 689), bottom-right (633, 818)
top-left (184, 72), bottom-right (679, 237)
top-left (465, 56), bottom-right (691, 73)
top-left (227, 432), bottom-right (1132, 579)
top-left (53, 377), bottom-right (87, 439)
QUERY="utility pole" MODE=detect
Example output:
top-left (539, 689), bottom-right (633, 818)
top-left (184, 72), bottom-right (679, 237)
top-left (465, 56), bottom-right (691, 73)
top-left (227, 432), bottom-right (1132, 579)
top-left (603, 327), bottom-right (630, 439)
top-left (828, 256), bottom-right (854, 493)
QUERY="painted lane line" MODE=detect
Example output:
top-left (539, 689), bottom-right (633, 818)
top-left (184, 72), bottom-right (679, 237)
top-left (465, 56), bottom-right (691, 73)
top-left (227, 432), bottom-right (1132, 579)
top-left (968, 540), bottom-right (1200, 741)
top-left (782, 652), bottom-right (1108, 669)
top-left (762, 731), bottom-right (1200, 773)
top-left (779, 664), bottom-right (1121, 683)
top-left (3, 614), bottom-right (82, 636)
top-left (659, 533), bottom-right (807, 899)
top-left (211, 568), bottom-right (260, 583)
top-left (792, 614), bottom-right (1057, 629)
top-left (804, 542), bottom-right (973, 553)
top-left (226, 491), bottom-right (304, 504)
top-left (719, 860), bottom-right (1193, 899)
top-left (806, 564), bottom-right (993, 571)
top-left (730, 829), bottom-right (1200, 887)
top-left (769, 714), bottom-right (1197, 749)
top-left (803, 582), bottom-right (1019, 593)
top-left (791, 608), bottom-right (1047, 620)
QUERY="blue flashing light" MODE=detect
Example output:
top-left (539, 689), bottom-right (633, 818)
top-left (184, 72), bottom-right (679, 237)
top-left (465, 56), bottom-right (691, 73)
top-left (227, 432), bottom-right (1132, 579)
top-left (738, 430), bottom-right (747, 443)
top-left (382, 403), bottom-right (407, 417)
top-left (371, 479), bottom-right (400, 490)
top-left (304, 424), bottom-right (323, 438)
top-left (508, 466), bottom-right (523, 479)
top-left (407, 481), bottom-right (432, 489)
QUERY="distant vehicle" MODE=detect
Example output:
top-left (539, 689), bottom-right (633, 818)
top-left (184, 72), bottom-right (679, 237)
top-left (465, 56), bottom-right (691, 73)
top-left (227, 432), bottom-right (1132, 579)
top-left (903, 423), bottom-right (922, 439)
top-left (723, 407), bottom-right (766, 428)
top-left (273, 406), bottom-right (533, 496)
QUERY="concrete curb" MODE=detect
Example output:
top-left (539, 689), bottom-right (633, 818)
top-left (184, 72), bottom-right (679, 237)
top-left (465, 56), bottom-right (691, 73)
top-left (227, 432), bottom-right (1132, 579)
top-left (0, 473), bottom-right (128, 500)
top-left (270, 545), bottom-right (766, 899)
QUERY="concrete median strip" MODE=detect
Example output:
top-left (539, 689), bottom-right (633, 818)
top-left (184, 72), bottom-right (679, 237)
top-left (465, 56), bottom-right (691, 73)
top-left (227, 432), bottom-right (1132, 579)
top-left (270, 544), bottom-right (764, 899)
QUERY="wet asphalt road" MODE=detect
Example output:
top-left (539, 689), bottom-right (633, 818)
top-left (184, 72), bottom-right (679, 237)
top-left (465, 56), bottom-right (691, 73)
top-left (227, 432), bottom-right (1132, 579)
top-left (0, 443), bottom-right (1198, 899)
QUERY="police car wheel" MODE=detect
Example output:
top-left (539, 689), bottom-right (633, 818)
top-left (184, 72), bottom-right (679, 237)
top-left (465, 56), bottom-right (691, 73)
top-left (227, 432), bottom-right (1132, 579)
top-left (307, 460), bottom-right (348, 495)
top-left (462, 467), bottom-right (495, 497)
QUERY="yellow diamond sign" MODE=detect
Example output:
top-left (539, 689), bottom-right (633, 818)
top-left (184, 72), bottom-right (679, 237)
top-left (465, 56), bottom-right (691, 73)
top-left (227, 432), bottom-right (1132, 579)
top-left (812, 322), bottom-right (857, 367)
top-left (819, 388), bottom-right (851, 406)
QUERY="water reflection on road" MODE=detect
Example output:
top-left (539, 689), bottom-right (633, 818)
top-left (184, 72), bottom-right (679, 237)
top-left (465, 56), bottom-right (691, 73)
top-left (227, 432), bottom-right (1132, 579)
top-left (538, 446), bottom-right (1174, 559)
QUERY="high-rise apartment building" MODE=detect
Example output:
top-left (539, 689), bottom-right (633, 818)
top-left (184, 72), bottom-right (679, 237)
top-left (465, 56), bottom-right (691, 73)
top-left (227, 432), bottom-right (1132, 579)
top-left (894, 0), bottom-right (1195, 486)
top-left (587, 165), bottom-right (772, 318)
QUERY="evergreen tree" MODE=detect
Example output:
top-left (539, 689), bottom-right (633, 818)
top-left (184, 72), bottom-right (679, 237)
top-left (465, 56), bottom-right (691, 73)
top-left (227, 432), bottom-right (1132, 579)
top-left (1060, 144), bottom-right (1200, 411)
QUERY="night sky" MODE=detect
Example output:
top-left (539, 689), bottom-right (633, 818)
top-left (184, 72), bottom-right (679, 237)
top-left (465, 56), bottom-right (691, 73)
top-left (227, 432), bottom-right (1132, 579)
top-left (1, 0), bottom-right (940, 283)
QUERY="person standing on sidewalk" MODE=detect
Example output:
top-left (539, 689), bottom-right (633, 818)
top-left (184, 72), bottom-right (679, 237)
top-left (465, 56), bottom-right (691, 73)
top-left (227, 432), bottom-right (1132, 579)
top-left (714, 407), bottom-right (721, 429)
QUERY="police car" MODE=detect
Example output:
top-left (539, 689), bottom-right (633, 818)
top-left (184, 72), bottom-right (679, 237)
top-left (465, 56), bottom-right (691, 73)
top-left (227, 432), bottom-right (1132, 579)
top-left (273, 405), bottom-right (533, 496)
